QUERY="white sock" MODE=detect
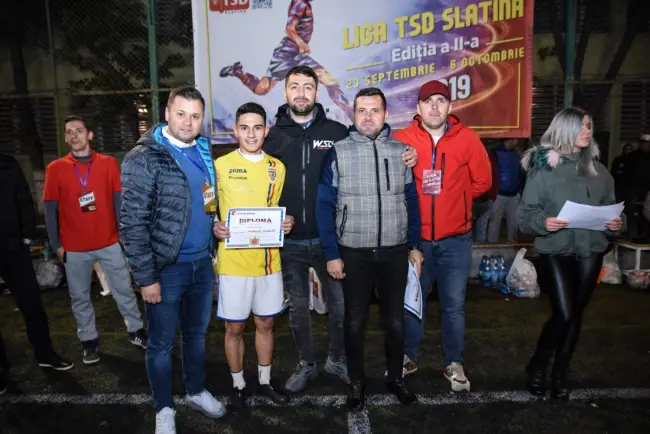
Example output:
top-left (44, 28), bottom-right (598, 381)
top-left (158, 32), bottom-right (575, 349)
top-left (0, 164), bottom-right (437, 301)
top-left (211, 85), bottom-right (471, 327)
top-left (258, 364), bottom-right (271, 385)
top-left (231, 370), bottom-right (246, 390)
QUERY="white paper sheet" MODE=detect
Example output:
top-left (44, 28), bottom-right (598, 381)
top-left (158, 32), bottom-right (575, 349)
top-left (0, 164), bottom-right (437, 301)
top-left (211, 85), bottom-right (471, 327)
top-left (404, 262), bottom-right (422, 320)
top-left (556, 201), bottom-right (625, 231)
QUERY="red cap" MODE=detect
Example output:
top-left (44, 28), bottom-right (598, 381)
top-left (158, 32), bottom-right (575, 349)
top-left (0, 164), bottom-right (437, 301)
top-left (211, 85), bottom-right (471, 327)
top-left (418, 80), bottom-right (450, 101)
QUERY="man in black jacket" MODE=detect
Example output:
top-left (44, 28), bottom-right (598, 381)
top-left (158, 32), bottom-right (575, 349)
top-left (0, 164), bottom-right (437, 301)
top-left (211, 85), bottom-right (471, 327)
top-left (215, 66), bottom-right (418, 392)
top-left (0, 154), bottom-right (73, 395)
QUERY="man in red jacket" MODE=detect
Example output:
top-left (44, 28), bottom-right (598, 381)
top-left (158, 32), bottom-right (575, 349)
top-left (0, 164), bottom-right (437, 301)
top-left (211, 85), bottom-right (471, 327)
top-left (394, 80), bottom-right (491, 392)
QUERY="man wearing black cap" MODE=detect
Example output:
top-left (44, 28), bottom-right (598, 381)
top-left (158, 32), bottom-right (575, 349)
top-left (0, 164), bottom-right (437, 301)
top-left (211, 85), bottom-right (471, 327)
top-left (394, 80), bottom-right (492, 392)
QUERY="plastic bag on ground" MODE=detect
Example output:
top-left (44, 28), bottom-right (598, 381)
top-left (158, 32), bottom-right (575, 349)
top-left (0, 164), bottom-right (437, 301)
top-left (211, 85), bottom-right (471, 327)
top-left (35, 260), bottom-right (64, 290)
top-left (506, 248), bottom-right (540, 298)
top-left (600, 251), bottom-right (622, 284)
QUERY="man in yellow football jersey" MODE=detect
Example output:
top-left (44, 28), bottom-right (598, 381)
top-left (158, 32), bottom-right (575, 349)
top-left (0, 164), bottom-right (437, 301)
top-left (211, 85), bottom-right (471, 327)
top-left (213, 102), bottom-right (294, 409)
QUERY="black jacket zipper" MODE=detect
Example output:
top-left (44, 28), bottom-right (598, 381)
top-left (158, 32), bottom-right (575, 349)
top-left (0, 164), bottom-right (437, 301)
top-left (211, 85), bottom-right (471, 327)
top-left (373, 142), bottom-right (382, 248)
top-left (338, 204), bottom-right (348, 236)
top-left (301, 129), bottom-right (307, 228)
top-left (384, 158), bottom-right (390, 191)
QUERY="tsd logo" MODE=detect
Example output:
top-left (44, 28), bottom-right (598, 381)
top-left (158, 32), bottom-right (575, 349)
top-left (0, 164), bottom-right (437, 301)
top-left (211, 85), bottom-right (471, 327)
top-left (210, 0), bottom-right (272, 14)
top-left (210, 0), bottom-right (249, 14)
top-left (313, 140), bottom-right (334, 150)
top-left (229, 168), bottom-right (248, 174)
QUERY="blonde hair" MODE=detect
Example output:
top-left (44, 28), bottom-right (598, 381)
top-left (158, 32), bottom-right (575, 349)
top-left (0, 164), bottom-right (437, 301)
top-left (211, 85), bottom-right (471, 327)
top-left (539, 107), bottom-right (600, 176)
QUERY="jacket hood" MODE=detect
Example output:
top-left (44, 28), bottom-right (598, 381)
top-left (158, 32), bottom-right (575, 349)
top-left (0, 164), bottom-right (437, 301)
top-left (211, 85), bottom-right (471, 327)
top-left (137, 123), bottom-right (211, 152)
top-left (274, 103), bottom-right (328, 128)
top-left (521, 145), bottom-right (566, 172)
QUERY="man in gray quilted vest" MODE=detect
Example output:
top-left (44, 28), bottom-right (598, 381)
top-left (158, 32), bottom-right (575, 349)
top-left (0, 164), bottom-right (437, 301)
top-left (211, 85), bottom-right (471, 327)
top-left (315, 87), bottom-right (423, 412)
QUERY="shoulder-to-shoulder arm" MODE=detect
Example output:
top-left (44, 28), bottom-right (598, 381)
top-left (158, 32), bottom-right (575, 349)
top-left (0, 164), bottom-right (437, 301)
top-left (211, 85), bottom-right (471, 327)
top-left (264, 127), bottom-right (284, 159)
top-left (315, 148), bottom-right (340, 260)
top-left (335, 122), bottom-right (349, 140)
top-left (393, 128), bottom-right (408, 143)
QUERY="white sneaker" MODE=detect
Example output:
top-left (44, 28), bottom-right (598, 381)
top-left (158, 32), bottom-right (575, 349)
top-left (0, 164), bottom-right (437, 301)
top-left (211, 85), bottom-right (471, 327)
top-left (444, 362), bottom-right (470, 392)
top-left (186, 390), bottom-right (227, 419)
top-left (155, 407), bottom-right (176, 434)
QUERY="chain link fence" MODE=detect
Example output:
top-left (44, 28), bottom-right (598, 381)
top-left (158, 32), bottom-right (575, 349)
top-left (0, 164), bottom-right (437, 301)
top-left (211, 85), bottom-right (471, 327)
top-left (0, 0), bottom-right (193, 158)
top-left (1, 0), bottom-right (650, 162)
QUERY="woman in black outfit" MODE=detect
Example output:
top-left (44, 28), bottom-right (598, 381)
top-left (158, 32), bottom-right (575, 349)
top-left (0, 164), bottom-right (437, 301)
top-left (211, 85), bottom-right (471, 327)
top-left (517, 107), bottom-right (624, 400)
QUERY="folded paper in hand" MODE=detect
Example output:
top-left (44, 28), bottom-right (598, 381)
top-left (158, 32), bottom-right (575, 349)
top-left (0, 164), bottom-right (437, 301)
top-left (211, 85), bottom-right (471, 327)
top-left (556, 201), bottom-right (624, 231)
top-left (404, 262), bottom-right (422, 320)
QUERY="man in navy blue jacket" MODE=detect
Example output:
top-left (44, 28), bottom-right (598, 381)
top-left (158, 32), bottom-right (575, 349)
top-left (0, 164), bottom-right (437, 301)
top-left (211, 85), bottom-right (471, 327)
top-left (315, 87), bottom-right (422, 412)
top-left (121, 87), bottom-right (225, 434)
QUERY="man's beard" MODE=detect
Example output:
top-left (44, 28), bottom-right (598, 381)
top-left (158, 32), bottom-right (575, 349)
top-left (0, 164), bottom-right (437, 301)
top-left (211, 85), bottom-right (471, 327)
top-left (289, 100), bottom-right (315, 117)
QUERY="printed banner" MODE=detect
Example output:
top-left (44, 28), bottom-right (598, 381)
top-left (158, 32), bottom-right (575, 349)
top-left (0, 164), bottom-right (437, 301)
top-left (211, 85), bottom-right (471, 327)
top-left (192, 0), bottom-right (533, 144)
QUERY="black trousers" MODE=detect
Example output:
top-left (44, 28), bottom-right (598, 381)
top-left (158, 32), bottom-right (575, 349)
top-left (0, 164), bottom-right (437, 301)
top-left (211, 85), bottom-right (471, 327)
top-left (0, 242), bottom-right (54, 371)
top-left (339, 244), bottom-right (409, 383)
top-left (531, 253), bottom-right (604, 374)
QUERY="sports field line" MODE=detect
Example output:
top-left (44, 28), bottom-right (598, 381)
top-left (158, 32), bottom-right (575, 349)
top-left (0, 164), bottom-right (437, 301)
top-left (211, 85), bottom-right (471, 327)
top-left (3, 388), bottom-right (649, 434)
top-left (2, 387), bottom-right (649, 406)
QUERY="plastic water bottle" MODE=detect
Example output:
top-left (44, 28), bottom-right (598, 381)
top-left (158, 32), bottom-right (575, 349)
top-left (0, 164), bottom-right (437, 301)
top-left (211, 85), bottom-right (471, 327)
top-left (479, 256), bottom-right (491, 288)
top-left (494, 256), bottom-right (510, 294)
top-left (498, 255), bottom-right (508, 284)
top-left (490, 256), bottom-right (500, 287)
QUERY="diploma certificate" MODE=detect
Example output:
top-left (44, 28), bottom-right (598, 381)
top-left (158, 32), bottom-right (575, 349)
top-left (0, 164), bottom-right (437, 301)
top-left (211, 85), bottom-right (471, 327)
top-left (225, 207), bottom-right (285, 249)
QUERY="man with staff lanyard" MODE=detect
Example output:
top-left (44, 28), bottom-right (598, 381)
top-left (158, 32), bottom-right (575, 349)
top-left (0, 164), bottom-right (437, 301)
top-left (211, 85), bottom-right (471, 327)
top-left (121, 87), bottom-right (226, 434)
top-left (394, 80), bottom-right (492, 392)
top-left (43, 115), bottom-right (146, 366)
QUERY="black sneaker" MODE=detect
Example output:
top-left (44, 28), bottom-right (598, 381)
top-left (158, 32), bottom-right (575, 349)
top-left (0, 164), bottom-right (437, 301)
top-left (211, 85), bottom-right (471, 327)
top-left (259, 383), bottom-right (289, 406)
top-left (386, 379), bottom-right (417, 405)
top-left (129, 329), bottom-right (148, 350)
top-left (230, 387), bottom-right (246, 411)
top-left (82, 339), bottom-right (100, 365)
top-left (37, 352), bottom-right (74, 371)
top-left (347, 380), bottom-right (365, 412)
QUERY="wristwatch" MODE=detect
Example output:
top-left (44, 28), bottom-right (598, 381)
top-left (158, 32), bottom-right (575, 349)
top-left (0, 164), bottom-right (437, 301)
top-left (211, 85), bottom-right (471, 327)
top-left (409, 244), bottom-right (422, 252)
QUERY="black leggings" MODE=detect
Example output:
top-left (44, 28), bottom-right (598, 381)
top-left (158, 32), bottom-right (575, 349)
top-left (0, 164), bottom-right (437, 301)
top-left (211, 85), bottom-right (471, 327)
top-left (531, 253), bottom-right (604, 374)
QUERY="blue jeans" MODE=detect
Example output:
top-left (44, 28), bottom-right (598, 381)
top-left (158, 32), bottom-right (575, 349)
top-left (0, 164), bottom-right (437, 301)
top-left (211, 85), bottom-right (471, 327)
top-left (403, 232), bottom-right (472, 367)
top-left (145, 256), bottom-right (214, 411)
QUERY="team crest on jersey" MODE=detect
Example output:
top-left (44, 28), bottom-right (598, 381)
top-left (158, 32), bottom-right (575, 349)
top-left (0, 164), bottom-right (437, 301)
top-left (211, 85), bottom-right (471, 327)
top-left (268, 167), bottom-right (277, 182)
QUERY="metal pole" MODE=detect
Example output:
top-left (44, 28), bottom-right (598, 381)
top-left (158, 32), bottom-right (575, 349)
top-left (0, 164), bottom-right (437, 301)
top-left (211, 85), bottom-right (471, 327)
top-left (564, 0), bottom-right (577, 107)
top-left (147, 0), bottom-right (160, 124)
top-left (45, 0), bottom-right (64, 157)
